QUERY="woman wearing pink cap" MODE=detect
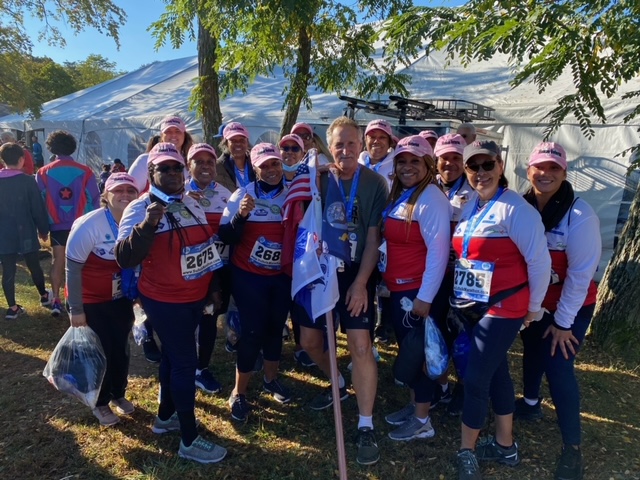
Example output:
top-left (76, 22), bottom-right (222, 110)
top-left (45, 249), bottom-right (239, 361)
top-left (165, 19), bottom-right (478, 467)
top-left (278, 133), bottom-right (306, 187)
top-left (290, 122), bottom-right (332, 164)
top-left (517, 142), bottom-right (600, 480)
top-left (219, 143), bottom-right (292, 423)
top-left (381, 135), bottom-right (451, 442)
top-left (116, 143), bottom-right (227, 464)
top-left (216, 121), bottom-right (256, 192)
top-left (65, 172), bottom-right (140, 426)
top-left (357, 119), bottom-right (398, 190)
top-left (419, 130), bottom-right (439, 149)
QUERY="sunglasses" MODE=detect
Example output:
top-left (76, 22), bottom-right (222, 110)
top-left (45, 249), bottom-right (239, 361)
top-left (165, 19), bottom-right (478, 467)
top-left (465, 160), bottom-right (497, 173)
top-left (281, 146), bottom-right (302, 153)
top-left (156, 164), bottom-right (185, 174)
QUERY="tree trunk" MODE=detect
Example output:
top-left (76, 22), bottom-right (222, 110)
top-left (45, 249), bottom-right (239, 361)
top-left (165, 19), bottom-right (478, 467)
top-left (197, 19), bottom-right (222, 145)
top-left (280, 27), bottom-right (312, 137)
top-left (591, 182), bottom-right (640, 365)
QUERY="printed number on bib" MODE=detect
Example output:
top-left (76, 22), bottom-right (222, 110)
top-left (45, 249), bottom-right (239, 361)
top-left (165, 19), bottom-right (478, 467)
top-left (453, 259), bottom-right (494, 302)
top-left (212, 234), bottom-right (229, 264)
top-left (378, 240), bottom-right (387, 273)
top-left (249, 237), bottom-right (282, 270)
top-left (112, 273), bottom-right (123, 300)
top-left (181, 237), bottom-right (223, 280)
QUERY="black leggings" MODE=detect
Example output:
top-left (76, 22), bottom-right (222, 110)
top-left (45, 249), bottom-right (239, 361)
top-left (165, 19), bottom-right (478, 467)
top-left (1, 251), bottom-right (47, 306)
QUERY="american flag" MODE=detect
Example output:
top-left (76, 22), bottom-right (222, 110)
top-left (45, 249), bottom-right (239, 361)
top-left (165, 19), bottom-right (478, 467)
top-left (282, 161), bottom-right (312, 222)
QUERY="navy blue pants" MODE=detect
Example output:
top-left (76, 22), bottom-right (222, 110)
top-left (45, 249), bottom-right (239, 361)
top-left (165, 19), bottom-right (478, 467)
top-left (231, 265), bottom-right (291, 373)
top-left (389, 289), bottom-right (435, 404)
top-left (520, 304), bottom-right (594, 445)
top-left (462, 315), bottom-right (523, 429)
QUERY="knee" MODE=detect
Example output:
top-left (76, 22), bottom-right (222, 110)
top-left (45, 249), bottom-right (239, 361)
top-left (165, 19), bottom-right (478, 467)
top-left (300, 329), bottom-right (323, 353)
top-left (349, 339), bottom-right (372, 360)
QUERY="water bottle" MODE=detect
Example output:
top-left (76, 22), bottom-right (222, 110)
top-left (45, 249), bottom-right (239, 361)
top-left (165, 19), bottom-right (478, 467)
top-left (453, 330), bottom-right (471, 379)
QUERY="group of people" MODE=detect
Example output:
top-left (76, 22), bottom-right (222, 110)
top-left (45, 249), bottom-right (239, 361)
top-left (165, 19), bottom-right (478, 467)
top-left (0, 114), bottom-right (599, 480)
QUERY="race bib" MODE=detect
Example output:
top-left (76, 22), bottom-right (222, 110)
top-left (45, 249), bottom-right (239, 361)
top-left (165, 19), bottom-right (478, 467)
top-left (111, 272), bottom-right (123, 300)
top-left (249, 237), bottom-right (282, 270)
top-left (378, 240), bottom-right (387, 273)
top-left (181, 237), bottom-right (223, 280)
top-left (453, 259), bottom-right (494, 302)
top-left (212, 234), bottom-right (230, 264)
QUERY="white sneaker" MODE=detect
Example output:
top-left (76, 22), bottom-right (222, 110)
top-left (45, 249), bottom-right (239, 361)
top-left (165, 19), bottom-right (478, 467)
top-left (178, 435), bottom-right (227, 464)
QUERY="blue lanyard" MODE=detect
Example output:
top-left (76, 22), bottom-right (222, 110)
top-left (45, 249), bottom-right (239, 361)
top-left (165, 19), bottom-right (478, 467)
top-left (339, 166), bottom-right (361, 223)
top-left (255, 181), bottom-right (284, 199)
top-left (382, 186), bottom-right (417, 222)
top-left (234, 164), bottom-right (250, 188)
top-left (461, 187), bottom-right (504, 259)
top-left (445, 176), bottom-right (465, 201)
top-left (189, 178), bottom-right (216, 193)
top-left (364, 154), bottom-right (383, 173)
top-left (104, 208), bottom-right (119, 239)
top-left (149, 185), bottom-right (181, 205)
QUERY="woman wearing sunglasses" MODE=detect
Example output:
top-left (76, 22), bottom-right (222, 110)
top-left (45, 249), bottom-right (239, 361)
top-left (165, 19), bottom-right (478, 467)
top-left (452, 140), bottom-right (551, 480)
top-left (517, 142), bottom-right (600, 480)
top-left (116, 142), bottom-right (227, 464)
top-left (279, 134), bottom-right (306, 186)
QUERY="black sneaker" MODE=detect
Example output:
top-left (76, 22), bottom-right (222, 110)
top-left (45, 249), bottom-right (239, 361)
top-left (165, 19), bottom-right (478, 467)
top-left (355, 427), bottom-right (380, 465)
top-left (374, 324), bottom-right (389, 344)
top-left (5, 305), bottom-right (26, 320)
top-left (195, 368), bottom-right (222, 394)
top-left (263, 378), bottom-right (292, 404)
top-left (143, 337), bottom-right (162, 363)
top-left (514, 397), bottom-right (543, 421)
top-left (228, 393), bottom-right (250, 422)
top-left (224, 339), bottom-right (237, 353)
top-left (555, 446), bottom-right (582, 480)
top-left (447, 383), bottom-right (464, 416)
top-left (475, 436), bottom-right (520, 467)
top-left (294, 350), bottom-right (316, 367)
top-left (457, 449), bottom-right (482, 480)
top-left (309, 385), bottom-right (349, 411)
top-left (431, 384), bottom-right (453, 409)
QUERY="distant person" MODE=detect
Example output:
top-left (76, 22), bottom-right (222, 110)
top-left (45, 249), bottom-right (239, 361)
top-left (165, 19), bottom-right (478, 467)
top-left (0, 143), bottom-right (50, 319)
top-left (36, 130), bottom-right (100, 317)
top-left (1, 132), bottom-right (34, 175)
top-left (290, 122), bottom-right (331, 164)
top-left (31, 135), bottom-right (44, 169)
top-left (419, 130), bottom-right (439, 149)
top-left (215, 121), bottom-right (255, 193)
top-left (456, 123), bottom-right (477, 145)
top-left (112, 158), bottom-right (126, 173)
top-left (98, 164), bottom-right (112, 193)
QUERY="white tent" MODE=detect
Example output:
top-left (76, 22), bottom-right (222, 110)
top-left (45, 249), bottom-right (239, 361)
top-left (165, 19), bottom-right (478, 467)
top-left (1, 50), bottom-right (639, 271)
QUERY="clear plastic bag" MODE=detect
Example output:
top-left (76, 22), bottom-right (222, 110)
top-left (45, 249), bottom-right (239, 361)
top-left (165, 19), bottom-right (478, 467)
top-left (424, 316), bottom-right (450, 380)
top-left (43, 326), bottom-right (106, 409)
top-left (132, 304), bottom-right (148, 346)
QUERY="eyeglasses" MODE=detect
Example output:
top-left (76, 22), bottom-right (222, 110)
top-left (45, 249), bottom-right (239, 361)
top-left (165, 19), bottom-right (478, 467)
top-left (465, 160), bottom-right (497, 173)
top-left (156, 164), bottom-right (185, 174)
top-left (280, 146), bottom-right (302, 153)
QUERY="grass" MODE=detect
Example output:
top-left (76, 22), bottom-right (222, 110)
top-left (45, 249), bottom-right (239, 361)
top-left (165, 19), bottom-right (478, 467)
top-left (1, 259), bottom-right (640, 479)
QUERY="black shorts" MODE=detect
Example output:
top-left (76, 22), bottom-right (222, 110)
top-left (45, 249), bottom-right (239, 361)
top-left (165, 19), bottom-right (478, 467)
top-left (292, 263), bottom-right (376, 332)
top-left (50, 229), bottom-right (70, 247)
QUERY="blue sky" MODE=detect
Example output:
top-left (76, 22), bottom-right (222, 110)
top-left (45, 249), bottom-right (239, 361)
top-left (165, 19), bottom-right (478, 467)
top-left (24, 0), bottom-right (466, 72)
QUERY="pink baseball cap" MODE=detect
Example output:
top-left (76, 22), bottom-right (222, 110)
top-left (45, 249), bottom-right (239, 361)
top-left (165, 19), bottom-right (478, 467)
top-left (278, 134), bottom-right (304, 151)
top-left (223, 121), bottom-right (249, 140)
top-left (160, 116), bottom-right (186, 133)
top-left (434, 133), bottom-right (466, 157)
top-left (291, 122), bottom-right (313, 137)
top-left (148, 142), bottom-right (185, 165)
top-left (365, 119), bottom-right (393, 138)
top-left (187, 143), bottom-right (218, 162)
top-left (419, 130), bottom-right (439, 140)
top-left (104, 172), bottom-right (138, 192)
top-left (394, 135), bottom-right (434, 159)
top-left (250, 143), bottom-right (282, 167)
top-left (528, 142), bottom-right (568, 170)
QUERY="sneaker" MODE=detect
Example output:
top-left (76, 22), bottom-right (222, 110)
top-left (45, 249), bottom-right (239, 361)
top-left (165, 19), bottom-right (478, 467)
top-left (447, 383), bottom-right (464, 416)
top-left (178, 435), bottom-right (227, 464)
top-left (229, 393), bottom-right (250, 422)
top-left (294, 350), bottom-right (316, 367)
top-left (514, 397), bottom-right (543, 421)
top-left (431, 384), bottom-right (453, 408)
top-left (40, 290), bottom-right (52, 307)
top-left (355, 427), bottom-right (380, 465)
top-left (374, 325), bottom-right (389, 344)
top-left (555, 446), bottom-right (582, 480)
top-left (195, 369), bottom-right (222, 394)
top-left (50, 299), bottom-right (63, 317)
top-left (92, 405), bottom-right (120, 426)
top-left (5, 305), bottom-right (26, 320)
top-left (388, 416), bottom-right (435, 441)
top-left (475, 436), bottom-right (520, 467)
top-left (263, 378), bottom-right (292, 404)
top-left (385, 403), bottom-right (416, 426)
top-left (309, 385), bottom-right (349, 411)
top-left (152, 412), bottom-right (201, 434)
top-left (110, 397), bottom-right (135, 415)
top-left (143, 337), bottom-right (162, 363)
top-left (225, 339), bottom-right (237, 353)
top-left (457, 449), bottom-right (482, 480)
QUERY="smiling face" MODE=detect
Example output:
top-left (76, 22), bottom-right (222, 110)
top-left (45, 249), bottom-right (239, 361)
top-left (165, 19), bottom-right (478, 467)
top-left (437, 152), bottom-right (464, 184)
top-left (365, 129), bottom-right (391, 163)
top-left (152, 160), bottom-right (185, 194)
top-left (279, 141), bottom-right (304, 167)
top-left (189, 152), bottom-right (217, 188)
top-left (527, 161), bottom-right (567, 196)
top-left (106, 185), bottom-right (138, 214)
top-left (464, 153), bottom-right (504, 200)
top-left (227, 135), bottom-right (249, 159)
top-left (161, 127), bottom-right (185, 151)
top-left (329, 125), bottom-right (362, 178)
top-left (395, 153), bottom-right (428, 188)
top-left (255, 158), bottom-right (283, 185)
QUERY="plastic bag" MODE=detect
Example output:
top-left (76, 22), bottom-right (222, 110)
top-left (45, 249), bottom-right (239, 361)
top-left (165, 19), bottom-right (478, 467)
top-left (43, 326), bottom-right (106, 409)
top-left (132, 304), bottom-right (148, 346)
top-left (393, 323), bottom-right (425, 385)
top-left (424, 316), bottom-right (449, 380)
top-left (453, 330), bottom-right (471, 379)
top-left (225, 296), bottom-right (241, 348)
